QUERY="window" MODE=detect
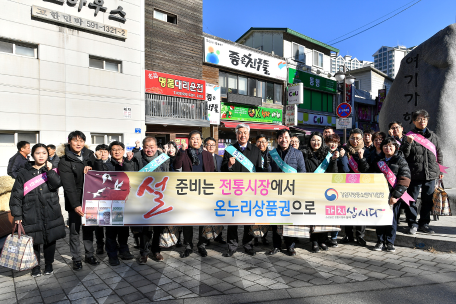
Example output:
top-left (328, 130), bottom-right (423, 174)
top-left (354, 80), bottom-right (360, 90)
top-left (89, 56), bottom-right (121, 72)
top-left (257, 81), bottom-right (265, 101)
top-left (248, 78), bottom-right (257, 97)
top-left (91, 134), bottom-right (123, 145)
top-left (227, 74), bottom-right (238, 94)
top-left (0, 132), bottom-right (39, 145)
top-left (153, 9), bottom-right (177, 24)
top-left (219, 72), bottom-right (227, 96)
top-left (274, 84), bottom-right (282, 104)
top-left (266, 82), bottom-right (274, 104)
top-left (238, 76), bottom-right (247, 95)
top-left (293, 43), bottom-right (305, 62)
top-left (313, 51), bottom-right (323, 68)
top-left (0, 39), bottom-right (37, 58)
top-left (0, 133), bottom-right (14, 144)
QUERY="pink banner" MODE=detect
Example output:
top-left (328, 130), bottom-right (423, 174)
top-left (348, 156), bottom-right (360, 173)
top-left (24, 169), bottom-right (58, 196)
top-left (377, 161), bottom-right (414, 206)
top-left (406, 132), bottom-right (448, 174)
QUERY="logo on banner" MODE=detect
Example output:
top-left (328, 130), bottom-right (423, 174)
top-left (325, 188), bottom-right (339, 201)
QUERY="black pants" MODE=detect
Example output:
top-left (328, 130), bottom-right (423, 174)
top-left (33, 241), bottom-right (56, 266)
top-left (310, 232), bottom-right (327, 243)
top-left (105, 226), bottom-right (130, 258)
top-left (226, 225), bottom-right (254, 252)
top-left (139, 226), bottom-right (164, 256)
top-left (271, 226), bottom-right (296, 249)
top-left (377, 200), bottom-right (401, 244)
top-left (95, 227), bottom-right (104, 248)
top-left (406, 179), bottom-right (436, 227)
top-left (344, 226), bottom-right (365, 239)
top-left (69, 210), bottom-right (94, 261)
top-left (183, 226), bottom-right (208, 250)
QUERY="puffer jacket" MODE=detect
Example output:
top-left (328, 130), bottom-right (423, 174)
top-left (93, 157), bottom-right (135, 172)
top-left (131, 150), bottom-right (169, 172)
top-left (401, 127), bottom-right (443, 181)
top-left (302, 148), bottom-right (337, 173)
top-left (366, 149), bottom-right (385, 171)
top-left (9, 162), bottom-right (66, 244)
top-left (270, 146), bottom-right (306, 173)
top-left (371, 154), bottom-right (411, 199)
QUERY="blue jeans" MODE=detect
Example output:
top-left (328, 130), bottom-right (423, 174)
top-left (330, 231), bottom-right (338, 239)
top-left (405, 179), bottom-right (436, 227)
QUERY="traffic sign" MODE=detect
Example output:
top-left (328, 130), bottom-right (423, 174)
top-left (336, 118), bottom-right (352, 129)
top-left (336, 102), bottom-right (352, 118)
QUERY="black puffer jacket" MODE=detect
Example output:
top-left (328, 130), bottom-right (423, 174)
top-left (401, 127), bottom-right (443, 181)
top-left (371, 154), bottom-right (411, 199)
top-left (93, 157), bottom-right (135, 172)
top-left (57, 144), bottom-right (96, 211)
top-left (366, 149), bottom-right (384, 171)
top-left (302, 148), bottom-right (337, 173)
top-left (9, 163), bottom-right (66, 244)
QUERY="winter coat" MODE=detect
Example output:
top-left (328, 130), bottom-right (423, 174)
top-left (7, 152), bottom-right (29, 179)
top-left (371, 154), bottom-right (411, 199)
top-left (302, 148), bottom-right (337, 173)
top-left (93, 157), bottom-right (135, 172)
top-left (174, 148), bottom-right (215, 172)
top-left (49, 154), bottom-right (60, 169)
top-left (9, 162), bottom-right (66, 245)
top-left (340, 141), bottom-right (369, 173)
top-left (57, 144), bottom-right (96, 211)
top-left (221, 142), bottom-right (264, 172)
top-left (270, 146), bottom-right (306, 173)
top-left (400, 127), bottom-right (443, 181)
top-left (131, 150), bottom-right (169, 172)
top-left (366, 149), bottom-right (385, 172)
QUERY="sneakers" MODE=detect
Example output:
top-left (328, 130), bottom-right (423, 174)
top-left (44, 264), bottom-right (53, 275)
top-left (418, 224), bottom-right (435, 234)
top-left (373, 242), bottom-right (384, 251)
top-left (327, 239), bottom-right (338, 248)
top-left (119, 251), bottom-right (134, 260)
top-left (267, 248), bottom-right (281, 256)
top-left (31, 266), bottom-right (41, 277)
top-left (409, 226), bottom-right (418, 235)
top-left (386, 243), bottom-right (396, 252)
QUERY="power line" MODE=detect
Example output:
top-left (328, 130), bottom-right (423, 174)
top-left (330, 0), bottom-right (422, 45)
top-left (327, 0), bottom-right (419, 44)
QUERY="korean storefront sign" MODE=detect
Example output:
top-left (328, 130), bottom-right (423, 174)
top-left (288, 68), bottom-right (337, 94)
top-left (220, 102), bottom-right (282, 124)
top-left (82, 171), bottom-right (391, 226)
top-left (145, 70), bottom-right (206, 101)
top-left (174, 138), bottom-right (188, 150)
top-left (206, 83), bottom-right (221, 125)
top-left (32, 5), bottom-right (127, 39)
top-left (204, 37), bottom-right (287, 81)
top-left (357, 105), bottom-right (372, 121)
top-left (287, 83), bottom-right (303, 105)
top-left (378, 89), bottom-right (386, 113)
top-left (297, 112), bottom-right (337, 127)
top-left (285, 105), bottom-right (298, 127)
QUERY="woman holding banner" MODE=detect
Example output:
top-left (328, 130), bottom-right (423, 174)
top-left (370, 137), bottom-right (411, 252)
top-left (9, 144), bottom-right (66, 277)
top-left (366, 132), bottom-right (387, 167)
top-left (302, 132), bottom-right (340, 253)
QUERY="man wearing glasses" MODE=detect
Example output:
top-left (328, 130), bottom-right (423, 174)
top-left (255, 134), bottom-right (272, 172)
top-left (388, 121), bottom-right (406, 146)
top-left (401, 110), bottom-right (444, 235)
top-left (290, 136), bottom-right (301, 150)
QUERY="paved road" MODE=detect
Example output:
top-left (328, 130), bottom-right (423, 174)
top-left (2, 227), bottom-right (456, 304)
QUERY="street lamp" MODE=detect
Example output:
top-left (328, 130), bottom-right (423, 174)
top-left (334, 65), bottom-right (356, 144)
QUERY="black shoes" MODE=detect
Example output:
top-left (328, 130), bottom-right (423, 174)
top-left (319, 243), bottom-right (328, 251)
top-left (198, 247), bottom-right (208, 257)
top-left (73, 261), bottom-right (83, 271)
top-left (386, 243), bottom-right (396, 252)
top-left (85, 256), bottom-right (100, 265)
top-left (286, 248), bottom-right (296, 256)
top-left (96, 246), bottom-right (104, 255)
top-left (181, 249), bottom-right (193, 258)
top-left (373, 242), bottom-right (384, 251)
top-left (262, 238), bottom-right (270, 245)
top-left (418, 224), bottom-right (435, 234)
top-left (267, 248), bottom-right (281, 255)
top-left (215, 236), bottom-right (227, 244)
top-left (109, 257), bottom-right (120, 266)
top-left (44, 264), bottom-right (53, 275)
top-left (327, 239), bottom-right (338, 247)
top-left (341, 236), bottom-right (355, 244)
top-left (223, 250), bottom-right (236, 257)
top-left (119, 251), bottom-right (134, 260)
top-left (245, 248), bottom-right (256, 256)
top-left (254, 238), bottom-right (259, 246)
top-left (31, 266), bottom-right (41, 277)
top-left (312, 241), bottom-right (320, 253)
top-left (175, 239), bottom-right (183, 248)
top-left (357, 237), bottom-right (367, 247)
top-left (138, 255), bottom-right (148, 265)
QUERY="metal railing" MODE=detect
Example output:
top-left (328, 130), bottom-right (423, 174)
top-left (145, 94), bottom-right (208, 121)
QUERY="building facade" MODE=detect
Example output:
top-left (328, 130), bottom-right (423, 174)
top-left (0, 0), bottom-right (145, 175)
top-left (372, 45), bottom-right (416, 79)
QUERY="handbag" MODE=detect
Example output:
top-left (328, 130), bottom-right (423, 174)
top-left (159, 226), bottom-right (178, 248)
top-left (201, 226), bottom-right (223, 240)
top-left (432, 179), bottom-right (451, 220)
top-left (0, 223), bottom-right (38, 271)
top-left (249, 225), bottom-right (270, 238)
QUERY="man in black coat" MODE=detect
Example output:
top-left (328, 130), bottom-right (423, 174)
top-left (221, 123), bottom-right (264, 257)
top-left (7, 141), bottom-right (30, 179)
top-left (58, 131), bottom-right (99, 270)
top-left (401, 110), bottom-right (444, 235)
top-left (47, 145), bottom-right (60, 169)
top-left (174, 131), bottom-right (215, 258)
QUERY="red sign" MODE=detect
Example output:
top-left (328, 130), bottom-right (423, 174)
top-left (174, 138), bottom-right (188, 150)
top-left (145, 70), bottom-right (206, 100)
top-left (345, 84), bottom-right (353, 103)
top-left (337, 103), bottom-right (352, 118)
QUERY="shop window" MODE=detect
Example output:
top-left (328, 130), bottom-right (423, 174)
top-left (257, 81), bottom-right (265, 102)
top-left (0, 39), bottom-right (37, 58)
top-left (238, 76), bottom-right (247, 95)
top-left (248, 78), bottom-right (257, 97)
top-left (219, 72), bottom-right (227, 96)
top-left (89, 56), bottom-right (121, 72)
top-left (293, 43), bottom-right (305, 62)
top-left (91, 134), bottom-right (123, 145)
top-left (227, 74), bottom-right (238, 94)
top-left (0, 132), bottom-right (39, 145)
top-left (354, 80), bottom-right (360, 90)
top-left (0, 133), bottom-right (14, 144)
top-left (313, 50), bottom-right (324, 68)
top-left (274, 83), bottom-right (282, 104)
top-left (266, 82), bottom-right (274, 104)
top-left (153, 10), bottom-right (177, 24)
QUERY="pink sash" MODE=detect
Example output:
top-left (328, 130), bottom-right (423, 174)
top-left (24, 169), bottom-right (58, 196)
top-left (377, 161), bottom-right (414, 206)
top-left (406, 131), bottom-right (448, 174)
top-left (348, 155), bottom-right (360, 173)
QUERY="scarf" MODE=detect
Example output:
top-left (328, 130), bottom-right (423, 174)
top-left (346, 140), bottom-right (364, 156)
top-left (188, 146), bottom-right (203, 166)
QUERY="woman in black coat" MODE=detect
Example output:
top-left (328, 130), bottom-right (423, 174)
top-left (302, 132), bottom-right (339, 253)
top-left (10, 144), bottom-right (66, 277)
top-left (366, 132), bottom-right (387, 169)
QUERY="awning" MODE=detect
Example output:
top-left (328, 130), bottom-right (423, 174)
top-left (222, 122), bottom-right (289, 130)
top-left (290, 126), bottom-right (344, 136)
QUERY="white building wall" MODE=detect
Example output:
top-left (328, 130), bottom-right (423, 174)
top-left (0, 0), bottom-right (145, 175)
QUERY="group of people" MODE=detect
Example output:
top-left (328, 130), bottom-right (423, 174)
top-left (7, 108), bottom-right (444, 278)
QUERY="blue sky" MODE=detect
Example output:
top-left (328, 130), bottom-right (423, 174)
top-left (203, 0), bottom-right (456, 61)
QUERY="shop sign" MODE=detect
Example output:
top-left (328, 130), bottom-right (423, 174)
top-left (346, 84), bottom-right (353, 103)
top-left (135, 128), bottom-right (141, 134)
top-left (336, 118), bottom-right (352, 129)
top-left (358, 105), bottom-right (372, 121)
top-left (220, 102), bottom-right (282, 124)
top-left (123, 107), bottom-right (131, 118)
top-left (288, 68), bottom-right (337, 94)
top-left (378, 89), bottom-right (386, 113)
top-left (145, 70), bottom-right (206, 100)
top-left (174, 138), bottom-right (188, 150)
top-left (32, 5), bottom-right (127, 39)
top-left (206, 83), bottom-right (221, 125)
top-left (204, 37), bottom-right (287, 81)
top-left (298, 112), bottom-right (336, 127)
top-left (285, 105), bottom-right (297, 127)
top-left (287, 83), bottom-right (303, 105)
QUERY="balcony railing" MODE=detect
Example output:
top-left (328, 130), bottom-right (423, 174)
top-left (145, 94), bottom-right (208, 121)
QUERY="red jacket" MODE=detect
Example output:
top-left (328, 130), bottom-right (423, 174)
top-left (173, 148), bottom-right (215, 172)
